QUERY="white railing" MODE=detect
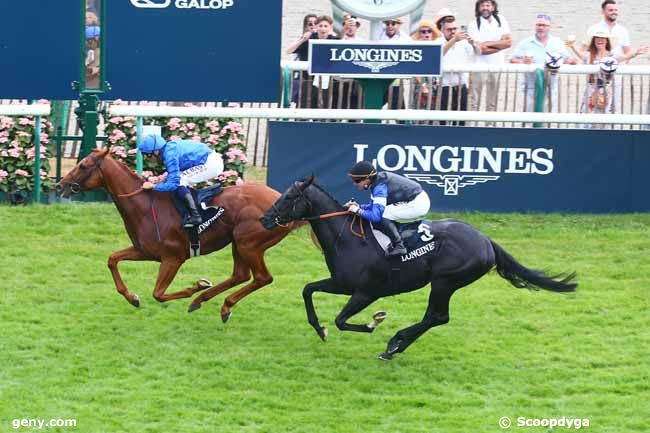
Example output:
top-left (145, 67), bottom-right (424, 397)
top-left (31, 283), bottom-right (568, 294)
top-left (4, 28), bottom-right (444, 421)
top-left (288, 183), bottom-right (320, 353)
top-left (108, 105), bottom-right (650, 126)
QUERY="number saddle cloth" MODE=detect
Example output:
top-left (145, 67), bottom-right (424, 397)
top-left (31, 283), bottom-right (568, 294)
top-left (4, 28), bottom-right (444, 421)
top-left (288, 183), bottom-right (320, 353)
top-left (371, 220), bottom-right (439, 262)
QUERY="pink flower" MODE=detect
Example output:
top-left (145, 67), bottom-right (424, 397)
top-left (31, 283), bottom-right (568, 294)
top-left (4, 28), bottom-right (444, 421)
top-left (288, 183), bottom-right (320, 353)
top-left (0, 169), bottom-right (8, 180)
top-left (8, 148), bottom-right (20, 158)
top-left (186, 122), bottom-right (196, 130)
top-left (15, 169), bottom-right (30, 176)
top-left (191, 135), bottom-right (201, 142)
top-left (0, 150), bottom-right (8, 157)
top-left (226, 121), bottom-right (243, 133)
top-left (109, 117), bottom-right (123, 124)
top-left (0, 137), bottom-right (8, 144)
top-left (19, 117), bottom-right (34, 126)
top-left (228, 135), bottom-right (242, 145)
top-left (169, 135), bottom-right (181, 141)
top-left (128, 148), bottom-right (137, 155)
top-left (235, 177), bottom-right (244, 185)
top-left (226, 148), bottom-right (247, 163)
top-left (206, 121), bottom-right (220, 133)
top-left (206, 134), bottom-right (220, 145)
top-left (40, 169), bottom-right (48, 179)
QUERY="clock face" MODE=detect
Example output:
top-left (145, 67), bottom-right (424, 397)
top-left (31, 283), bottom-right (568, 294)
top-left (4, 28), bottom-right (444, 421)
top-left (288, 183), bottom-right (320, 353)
top-left (333, 0), bottom-right (424, 20)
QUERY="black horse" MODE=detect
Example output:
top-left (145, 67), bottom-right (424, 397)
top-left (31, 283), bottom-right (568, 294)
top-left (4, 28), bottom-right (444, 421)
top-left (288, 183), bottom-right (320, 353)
top-left (260, 177), bottom-right (577, 360)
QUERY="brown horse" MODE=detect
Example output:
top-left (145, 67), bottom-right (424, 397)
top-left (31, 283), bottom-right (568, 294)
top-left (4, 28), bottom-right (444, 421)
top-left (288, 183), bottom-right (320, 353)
top-left (56, 148), bottom-right (301, 321)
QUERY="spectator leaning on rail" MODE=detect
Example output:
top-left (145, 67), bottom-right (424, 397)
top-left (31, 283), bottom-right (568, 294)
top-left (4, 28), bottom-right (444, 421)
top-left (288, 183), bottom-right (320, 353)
top-left (586, 0), bottom-right (631, 113)
top-left (139, 135), bottom-right (224, 226)
top-left (510, 14), bottom-right (576, 112)
top-left (434, 12), bottom-right (477, 125)
top-left (410, 20), bottom-right (442, 112)
top-left (467, 0), bottom-right (512, 114)
top-left (345, 161), bottom-right (431, 258)
top-left (286, 15), bottom-right (339, 108)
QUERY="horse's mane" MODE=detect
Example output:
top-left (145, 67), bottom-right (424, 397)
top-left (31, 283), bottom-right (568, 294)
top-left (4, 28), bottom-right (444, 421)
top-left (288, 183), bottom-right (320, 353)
top-left (99, 148), bottom-right (144, 183)
top-left (302, 178), bottom-right (344, 210)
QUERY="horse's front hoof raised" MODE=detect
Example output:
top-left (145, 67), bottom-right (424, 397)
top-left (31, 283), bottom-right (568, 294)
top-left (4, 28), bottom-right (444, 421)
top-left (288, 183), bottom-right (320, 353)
top-left (317, 327), bottom-right (328, 341)
top-left (188, 303), bottom-right (201, 313)
top-left (130, 295), bottom-right (140, 308)
top-left (378, 352), bottom-right (393, 361)
top-left (221, 311), bottom-right (232, 323)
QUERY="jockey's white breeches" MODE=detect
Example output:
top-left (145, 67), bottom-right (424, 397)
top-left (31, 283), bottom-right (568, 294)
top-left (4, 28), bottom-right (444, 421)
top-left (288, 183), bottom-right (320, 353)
top-left (382, 190), bottom-right (431, 220)
top-left (180, 151), bottom-right (224, 186)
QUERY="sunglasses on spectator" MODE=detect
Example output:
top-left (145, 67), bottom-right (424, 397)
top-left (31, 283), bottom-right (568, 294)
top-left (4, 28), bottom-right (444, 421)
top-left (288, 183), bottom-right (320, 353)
top-left (419, 28), bottom-right (433, 34)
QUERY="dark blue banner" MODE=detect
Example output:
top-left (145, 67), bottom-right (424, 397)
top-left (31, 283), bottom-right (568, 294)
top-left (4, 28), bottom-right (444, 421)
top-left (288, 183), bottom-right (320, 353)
top-left (309, 41), bottom-right (442, 78)
top-left (0, 1), bottom-right (81, 100)
top-left (268, 122), bottom-right (650, 213)
top-left (105, 0), bottom-right (282, 102)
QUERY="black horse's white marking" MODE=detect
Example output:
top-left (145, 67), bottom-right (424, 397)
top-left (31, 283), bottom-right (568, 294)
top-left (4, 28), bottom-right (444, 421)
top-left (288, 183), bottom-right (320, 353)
top-left (261, 177), bottom-right (577, 360)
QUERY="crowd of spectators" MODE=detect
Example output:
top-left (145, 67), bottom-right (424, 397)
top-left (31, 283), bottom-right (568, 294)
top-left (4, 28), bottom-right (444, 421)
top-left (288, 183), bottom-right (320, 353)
top-left (286, 0), bottom-right (648, 119)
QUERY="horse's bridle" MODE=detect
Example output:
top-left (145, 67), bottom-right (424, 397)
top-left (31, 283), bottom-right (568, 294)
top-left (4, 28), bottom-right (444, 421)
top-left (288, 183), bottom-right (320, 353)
top-left (270, 182), bottom-right (364, 238)
top-left (69, 154), bottom-right (103, 193)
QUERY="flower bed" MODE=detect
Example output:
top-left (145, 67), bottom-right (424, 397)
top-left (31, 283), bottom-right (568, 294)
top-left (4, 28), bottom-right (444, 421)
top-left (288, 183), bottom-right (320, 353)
top-left (0, 108), bottom-right (54, 195)
top-left (104, 101), bottom-right (248, 186)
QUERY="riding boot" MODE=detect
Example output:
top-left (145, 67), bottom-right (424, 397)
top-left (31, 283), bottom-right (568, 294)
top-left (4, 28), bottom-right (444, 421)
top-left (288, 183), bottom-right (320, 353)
top-left (182, 192), bottom-right (202, 226)
top-left (381, 218), bottom-right (406, 257)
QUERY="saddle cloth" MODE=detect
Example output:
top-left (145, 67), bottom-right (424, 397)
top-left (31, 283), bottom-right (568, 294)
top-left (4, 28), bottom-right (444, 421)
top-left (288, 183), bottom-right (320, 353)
top-left (372, 220), bottom-right (439, 261)
top-left (171, 184), bottom-right (225, 234)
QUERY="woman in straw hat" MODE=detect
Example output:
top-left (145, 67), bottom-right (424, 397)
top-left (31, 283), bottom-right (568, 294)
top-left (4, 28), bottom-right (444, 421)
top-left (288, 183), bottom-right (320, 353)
top-left (567, 31), bottom-right (647, 117)
top-left (411, 20), bottom-right (442, 112)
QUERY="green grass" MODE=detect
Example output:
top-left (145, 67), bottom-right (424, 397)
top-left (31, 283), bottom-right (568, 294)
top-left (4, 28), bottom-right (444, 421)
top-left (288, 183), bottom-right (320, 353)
top-left (0, 204), bottom-right (649, 433)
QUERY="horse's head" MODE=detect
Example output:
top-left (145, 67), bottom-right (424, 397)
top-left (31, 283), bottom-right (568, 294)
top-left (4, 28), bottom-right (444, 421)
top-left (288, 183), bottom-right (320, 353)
top-left (260, 176), bottom-right (315, 230)
top-left (56, 148), bottom-right (110, 198)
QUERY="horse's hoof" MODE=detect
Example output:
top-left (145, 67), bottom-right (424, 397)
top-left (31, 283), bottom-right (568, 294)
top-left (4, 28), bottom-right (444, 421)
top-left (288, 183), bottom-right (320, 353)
top-left (378, 352), bottom-right (393, 361)
top-left (188, 303), bottom-right (201, 313)
top-left (197, 278), bottom-right (212, 289)
top-left (130, 295), bottom-right (140, 308)
top-left (318, 327), bottom-right (328, 341)
top-left (221, 311), bottom-right (232, 323)
top-left (368, 311), bottom-right (388, 328)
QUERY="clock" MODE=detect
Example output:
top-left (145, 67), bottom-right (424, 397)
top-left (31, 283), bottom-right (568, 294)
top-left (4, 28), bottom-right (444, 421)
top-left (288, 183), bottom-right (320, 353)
top-left (331, 0), bottom-right (427, 37)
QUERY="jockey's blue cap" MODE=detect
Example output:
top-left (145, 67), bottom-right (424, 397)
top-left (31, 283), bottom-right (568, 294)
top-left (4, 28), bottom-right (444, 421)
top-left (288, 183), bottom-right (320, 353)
top-left (348, 160), bottom-right (377, 179)
top-left (85, 25), bottom-right (100, 39)
top-left (138, 134), bottom-right (166, 154)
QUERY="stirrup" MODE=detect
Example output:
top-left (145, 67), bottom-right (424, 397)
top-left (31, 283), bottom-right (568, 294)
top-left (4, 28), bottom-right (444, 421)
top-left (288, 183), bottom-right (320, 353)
top-left (386, 243), bottom-right (406, 257)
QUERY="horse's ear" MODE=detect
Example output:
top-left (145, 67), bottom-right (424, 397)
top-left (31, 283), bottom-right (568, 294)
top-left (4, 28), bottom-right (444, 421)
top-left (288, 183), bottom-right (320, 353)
top-left (301, 174), bottom-right (315, 190)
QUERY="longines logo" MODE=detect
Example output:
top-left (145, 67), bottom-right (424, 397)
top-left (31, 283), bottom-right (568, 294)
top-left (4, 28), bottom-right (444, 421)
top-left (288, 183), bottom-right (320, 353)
top-left (354, 143), bottom-right (554, 196)
top-left (330, 48), bottom-right (422, 73)
top-left (129, 0), bottom-right (234, 10)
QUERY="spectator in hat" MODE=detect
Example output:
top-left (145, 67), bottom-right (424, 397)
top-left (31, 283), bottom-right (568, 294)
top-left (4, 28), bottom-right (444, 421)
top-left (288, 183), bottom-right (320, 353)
top-left (341, 13), bottom-right (361, 40)
top-left (510, 14), bottom-right (576, 112)
top-left (568, 31), bottom-right (647, 117)
top-left (467, 0), bottom-right (512, 114)
top-left (376, 17), bottom-right (411, 42)
top-left (375, 18), bottom-right (410, 111)
top-left (411, 20), bottom-right (442, 111)
top-left (333, 13), bottom-right (363, 111)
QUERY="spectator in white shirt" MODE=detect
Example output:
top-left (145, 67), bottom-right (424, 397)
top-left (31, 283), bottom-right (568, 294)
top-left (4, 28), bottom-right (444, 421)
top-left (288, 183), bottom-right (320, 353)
top-left (435, 16), bottom-right (476, 125)
top-left (510, 14), bottom-right (576, 112)
top-left (467, 0), bottom-right (512, 113)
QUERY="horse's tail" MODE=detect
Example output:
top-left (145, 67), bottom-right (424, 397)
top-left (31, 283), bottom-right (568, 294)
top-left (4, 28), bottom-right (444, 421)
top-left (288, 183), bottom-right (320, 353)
top-left (490, 240), bottom-right (577, 293)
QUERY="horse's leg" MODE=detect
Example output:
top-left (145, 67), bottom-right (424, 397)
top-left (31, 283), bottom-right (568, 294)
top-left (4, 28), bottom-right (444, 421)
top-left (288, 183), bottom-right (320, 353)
top-left (150, 259), bottom-right (196, 302)
top-left (219, 249), bottom-right (272, 323)
top-left (188, 244), bottom-right (251, 312)
top-left (379, 288), bottom-right (452, 361)
top-left (303, 278), bottom-right (349, 341)
top-left (334, 292), bottom-right (378, 333)
top-left (107, 246), bottom-right (147, 307)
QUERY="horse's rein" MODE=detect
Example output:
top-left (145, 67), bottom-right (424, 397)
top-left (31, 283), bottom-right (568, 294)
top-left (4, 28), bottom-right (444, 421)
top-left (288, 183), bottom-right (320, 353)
top-left (117, 187), bottom-right (144, 198)
top-left (302, 211), bottom-right (365, 239)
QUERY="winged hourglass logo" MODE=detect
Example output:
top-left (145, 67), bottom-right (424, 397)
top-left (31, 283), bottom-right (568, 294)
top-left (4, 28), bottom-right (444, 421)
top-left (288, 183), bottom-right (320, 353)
top-left (129, 0), bottom-right (172, 8)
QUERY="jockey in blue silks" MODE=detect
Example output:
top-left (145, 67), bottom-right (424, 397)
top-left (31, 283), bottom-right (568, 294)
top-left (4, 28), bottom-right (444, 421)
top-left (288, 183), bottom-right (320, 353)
top-left (345, 161), bottom-right (431, 257)
top-left (138, 134), bottom-right (224, 226)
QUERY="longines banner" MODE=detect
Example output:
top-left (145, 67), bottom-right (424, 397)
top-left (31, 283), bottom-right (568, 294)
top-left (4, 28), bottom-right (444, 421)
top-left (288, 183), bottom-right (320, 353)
top-left (0, 1), bottom-right (80, 99)
top-left (267, 122), bottom-right (650, 213)
top-left (309, 41), bottom-right (442, 78)
top-left (105, 0), bottom-right (282, 101)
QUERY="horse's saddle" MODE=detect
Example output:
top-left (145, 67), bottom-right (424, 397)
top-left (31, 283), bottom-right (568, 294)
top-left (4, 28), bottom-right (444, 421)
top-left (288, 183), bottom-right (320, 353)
top-left (171, 184), bottom-right (225, 233)
top-left (372, 220), bottom-right (439, 262)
